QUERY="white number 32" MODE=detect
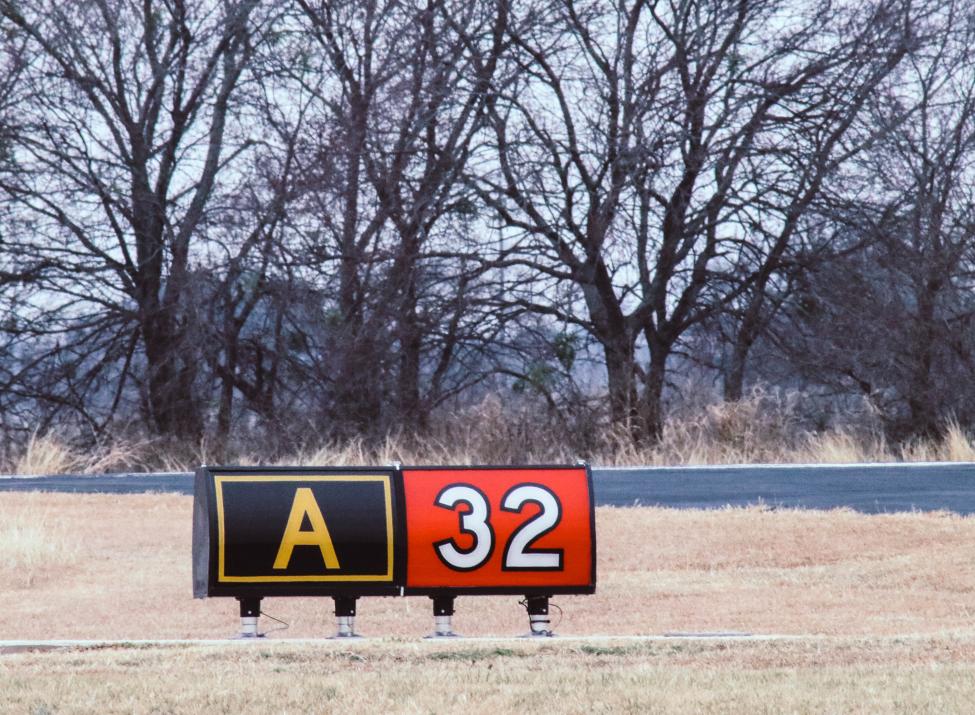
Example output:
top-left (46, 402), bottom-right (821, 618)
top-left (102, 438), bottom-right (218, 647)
top-left (434, 483), bottom-right (563, 571)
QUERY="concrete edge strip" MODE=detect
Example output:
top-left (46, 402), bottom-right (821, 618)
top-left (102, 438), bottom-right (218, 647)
top-left (4, 631), bottom-right (972, 654)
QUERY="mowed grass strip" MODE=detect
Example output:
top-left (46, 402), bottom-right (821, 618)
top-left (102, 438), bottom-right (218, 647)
top-left (3, 638), bottom-right (975, 714)
top-left (2, 493), bottom-right (975, 638)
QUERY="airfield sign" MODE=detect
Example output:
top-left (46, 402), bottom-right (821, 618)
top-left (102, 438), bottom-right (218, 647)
top-left (192, 463), bottom-right (595, 636)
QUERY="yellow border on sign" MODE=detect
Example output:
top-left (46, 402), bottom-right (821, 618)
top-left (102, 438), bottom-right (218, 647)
top-left (215, 474), bottom-right (394, 583)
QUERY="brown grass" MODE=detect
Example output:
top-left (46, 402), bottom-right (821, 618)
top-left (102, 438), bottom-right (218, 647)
top-left (3, 638), bottom-right (975, 714)
top-left (5, 493), bottom-right (975, 713)
top-left (11, 432), bottom-right (149, 475)
top-left (3, 493), bottom-right (975, 640)
top-left (7, 394), bottom-right (975, 474)
top-left (0, 493), bottom-right (78, 589)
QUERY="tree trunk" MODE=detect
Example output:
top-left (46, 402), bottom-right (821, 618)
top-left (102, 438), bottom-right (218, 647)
top-left (724, 319), bottom-right (759, 402)
top-left (640, 340), bottom-right (671, 442)
top-left (906, 284), bottom-right (939, 437)
top-left (142, 312), bottom-right (202, 439)
top-left (723, 345), bottom-right (747, 403)
top-left (397, 278), bottom-right (424, 428)
top-left (216, 343), bottom-right (237, 449)
top-left (328, 88), bottom-right (385, 437)
top-left (603, 336), bottom-right (637, 433)
top-left (581, 261), bottom-right (640, 441)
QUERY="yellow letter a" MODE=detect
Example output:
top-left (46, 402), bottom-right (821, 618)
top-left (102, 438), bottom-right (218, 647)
top-left (273, 488), bottom-right (341, 570)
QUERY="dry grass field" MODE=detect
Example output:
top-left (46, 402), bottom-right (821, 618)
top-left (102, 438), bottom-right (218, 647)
top-left (3, 493), bottom-right (975, 639)
top-left (3, 492), bottom-right (975, 712)
top-left (4, 637), bottom-right (975, 714)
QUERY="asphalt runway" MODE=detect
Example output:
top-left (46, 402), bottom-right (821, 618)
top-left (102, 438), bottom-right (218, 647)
top-left (1, 463), bottom-right (974, 514)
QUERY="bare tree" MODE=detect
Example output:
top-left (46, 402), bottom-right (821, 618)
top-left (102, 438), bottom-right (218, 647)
top-left (205, 128), bottom-right (300, 448)
top-left (778, 3), bottom-right (975, 438)
top-left (0, 0), bottom-right (270, 438)
top-left (281, 0), bottom-right (510, 435)
top-left (0, 0), bottom-right (965, 452)
top-left (0, 22), bottom-right (40, 287)
top-left (480, 0), bottom-right (916, 440)
top-left (717, 3), bottom-right (922, 400)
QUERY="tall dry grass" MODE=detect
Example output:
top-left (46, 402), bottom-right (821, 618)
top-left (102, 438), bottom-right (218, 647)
top-left (271, 396), bottom-right (975, 468)
top-left (0, 493), bottom-right (78, 588)
top-left (11, 432), bottom-right (149, 475)
top-left (3, 393), bottom-right (975, 473)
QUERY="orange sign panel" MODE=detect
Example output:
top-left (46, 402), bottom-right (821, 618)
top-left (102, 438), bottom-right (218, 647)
top-left (402, 466), bottom-right (595, 593)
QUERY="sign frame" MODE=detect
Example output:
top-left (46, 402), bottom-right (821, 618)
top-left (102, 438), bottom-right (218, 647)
top-left (400, 464), bottom-right (597, 597)
top-left (193, 465), bottom-right (406, 598)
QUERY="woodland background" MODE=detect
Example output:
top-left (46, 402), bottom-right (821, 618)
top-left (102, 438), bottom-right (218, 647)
top-left (1, 0), bottom-right (974, 468)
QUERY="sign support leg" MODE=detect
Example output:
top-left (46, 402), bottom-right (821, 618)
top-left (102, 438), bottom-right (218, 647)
top-left (235, 597), bottom-right (263, 638)
top-left (524, 595), bottom-right (554, 637)
top-left (426, 594), bottom-right (459, 638)
top-left (332, 596), bottom-right (360, 638)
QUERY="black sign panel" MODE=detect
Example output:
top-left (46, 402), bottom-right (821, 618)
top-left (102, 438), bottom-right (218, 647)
top-left (193, 467), bottom-right (403, 597)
